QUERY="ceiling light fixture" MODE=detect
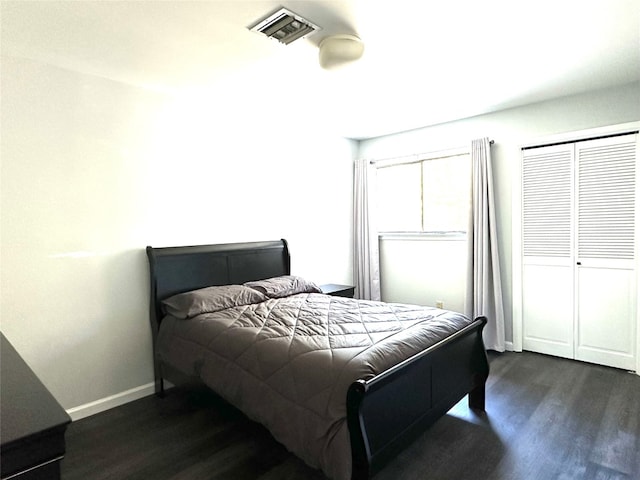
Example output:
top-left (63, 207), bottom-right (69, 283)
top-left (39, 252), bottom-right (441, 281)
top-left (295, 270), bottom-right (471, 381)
top-left (318, 34), bottom-right (364, 70)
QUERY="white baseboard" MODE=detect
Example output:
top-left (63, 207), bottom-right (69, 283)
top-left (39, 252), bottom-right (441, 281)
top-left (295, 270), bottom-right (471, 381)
top-left (66, 382), bottom-right (155, 421)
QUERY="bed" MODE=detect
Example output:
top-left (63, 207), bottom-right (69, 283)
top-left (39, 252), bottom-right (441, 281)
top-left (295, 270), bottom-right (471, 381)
top-left (146, 239), bottom-right (489, 480)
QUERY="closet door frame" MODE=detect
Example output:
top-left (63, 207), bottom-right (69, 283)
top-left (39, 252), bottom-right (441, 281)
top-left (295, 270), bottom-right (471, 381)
top-left (512, 121), bottom-right (640, 375)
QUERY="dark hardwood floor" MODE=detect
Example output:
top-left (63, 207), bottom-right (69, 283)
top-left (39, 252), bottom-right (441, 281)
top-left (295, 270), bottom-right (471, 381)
top-left (62, 352), bottom-right (640, 480)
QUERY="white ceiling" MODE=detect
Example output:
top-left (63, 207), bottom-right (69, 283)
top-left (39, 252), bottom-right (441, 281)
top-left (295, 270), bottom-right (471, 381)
top-left (2, 0), bottom-right (639, 139)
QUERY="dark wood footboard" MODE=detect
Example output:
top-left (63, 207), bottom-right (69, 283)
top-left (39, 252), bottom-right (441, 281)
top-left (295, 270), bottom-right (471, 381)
top-left (347, 316), bottom-right (489, 480)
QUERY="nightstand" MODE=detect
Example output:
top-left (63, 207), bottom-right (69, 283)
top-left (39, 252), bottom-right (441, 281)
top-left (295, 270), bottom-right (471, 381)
top-left (1, 334), bottom-right (71, 480)
top-left (320, 284), bottom-right (355, 298)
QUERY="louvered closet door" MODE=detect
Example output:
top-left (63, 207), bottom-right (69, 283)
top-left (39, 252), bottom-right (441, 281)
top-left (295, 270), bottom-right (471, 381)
top-left (574, 135), bottom-right (637, 370)
top-left (522, 144), bottom-right (575, 359)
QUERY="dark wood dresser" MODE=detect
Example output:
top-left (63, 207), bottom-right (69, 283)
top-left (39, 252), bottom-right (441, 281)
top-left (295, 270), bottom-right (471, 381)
top-left (1, 333), bottom-right (71, 480)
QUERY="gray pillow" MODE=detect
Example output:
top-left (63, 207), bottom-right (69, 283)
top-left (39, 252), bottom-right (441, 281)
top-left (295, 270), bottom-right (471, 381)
top-left (162, 284), bottom-right (268, 319)
top-left (244, 275), bottom-right (322, 298)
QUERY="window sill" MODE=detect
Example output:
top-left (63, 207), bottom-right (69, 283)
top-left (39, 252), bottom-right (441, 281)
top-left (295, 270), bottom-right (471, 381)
top-left (379, 231), bottom-right (467, 241)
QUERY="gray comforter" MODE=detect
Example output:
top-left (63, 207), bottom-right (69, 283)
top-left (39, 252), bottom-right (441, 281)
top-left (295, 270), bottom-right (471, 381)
top-left (157, 290), bottom-right (471, 480)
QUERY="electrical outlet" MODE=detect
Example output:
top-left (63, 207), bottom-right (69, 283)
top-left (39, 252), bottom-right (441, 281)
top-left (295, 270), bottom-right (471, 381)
top-left (435, 300), bottom-right (444, 309)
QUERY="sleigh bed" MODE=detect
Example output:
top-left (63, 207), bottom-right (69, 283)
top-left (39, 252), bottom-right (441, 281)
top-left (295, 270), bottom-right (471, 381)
top-left (146, 239), bottom-right (489, 480)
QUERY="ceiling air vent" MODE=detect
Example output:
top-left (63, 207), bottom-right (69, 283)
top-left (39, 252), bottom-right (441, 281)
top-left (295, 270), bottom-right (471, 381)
top-left (249, 8), bottom-right (320, 45)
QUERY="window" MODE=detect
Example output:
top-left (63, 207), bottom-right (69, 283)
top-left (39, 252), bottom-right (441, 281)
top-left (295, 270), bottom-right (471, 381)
top-left (376, 153), bottom-right (471, 234)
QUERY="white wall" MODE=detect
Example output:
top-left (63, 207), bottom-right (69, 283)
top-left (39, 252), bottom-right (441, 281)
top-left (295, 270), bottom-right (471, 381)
top-left (359, 81), bottom-right (640, 345)
top-left (379, 236), bottom-right (467, 313)
top-left (0, 55), bottom-right (356, 414)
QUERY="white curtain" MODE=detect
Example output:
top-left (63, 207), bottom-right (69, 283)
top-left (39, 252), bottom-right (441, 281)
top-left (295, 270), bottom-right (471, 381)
top-left (465, 138), bottom-right (505, 351)
top-left (353, 158), bottom-right (381, 301)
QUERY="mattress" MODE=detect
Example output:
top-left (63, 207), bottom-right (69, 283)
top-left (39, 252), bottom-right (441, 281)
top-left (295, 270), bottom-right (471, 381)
top-left (156, 285), bottom-right (471, 480)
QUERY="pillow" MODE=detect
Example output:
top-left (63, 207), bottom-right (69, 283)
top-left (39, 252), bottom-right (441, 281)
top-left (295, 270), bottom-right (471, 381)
top-left (162, 284), bottom-right (268, 319)
top-left (244, 275), bottom-right (322, 298)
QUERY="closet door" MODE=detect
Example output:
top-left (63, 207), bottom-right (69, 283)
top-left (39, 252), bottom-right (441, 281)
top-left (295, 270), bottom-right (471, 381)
top-left (522, 144), bottom-right (575, 359)
top-left (574, 135), bottom-right (637, 370)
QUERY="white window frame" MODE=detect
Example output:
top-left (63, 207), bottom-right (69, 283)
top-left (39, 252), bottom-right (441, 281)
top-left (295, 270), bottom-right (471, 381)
top-left (374, 146), bottom-right (470, 239)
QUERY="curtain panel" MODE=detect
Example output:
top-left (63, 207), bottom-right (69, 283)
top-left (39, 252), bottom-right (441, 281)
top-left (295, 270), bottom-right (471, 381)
top-left (465, 138), bottom-right (505, 351)
top-left (353, 158), bottom-right (381, 301)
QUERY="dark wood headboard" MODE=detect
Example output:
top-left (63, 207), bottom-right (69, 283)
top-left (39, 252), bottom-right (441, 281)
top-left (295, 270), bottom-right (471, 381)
top-left (146, 239), bottom-right (290, 337)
